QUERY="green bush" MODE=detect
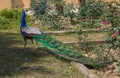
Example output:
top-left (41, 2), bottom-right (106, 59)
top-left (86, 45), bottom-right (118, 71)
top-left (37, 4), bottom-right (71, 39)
top-left (0, 9), bottom-right (21, 19)
top-left (0, 9), bottom-right (33, 29)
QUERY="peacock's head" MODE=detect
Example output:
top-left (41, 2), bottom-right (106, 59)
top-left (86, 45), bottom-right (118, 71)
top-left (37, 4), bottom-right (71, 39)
top-left (24, 9), bottom-right (35, 16)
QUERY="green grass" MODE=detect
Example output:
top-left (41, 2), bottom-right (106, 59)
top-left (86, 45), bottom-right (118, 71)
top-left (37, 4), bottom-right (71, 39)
top-left (51, 32), bottom-right (105, 43)
top-left (0, 29), bottom-right (88, 78)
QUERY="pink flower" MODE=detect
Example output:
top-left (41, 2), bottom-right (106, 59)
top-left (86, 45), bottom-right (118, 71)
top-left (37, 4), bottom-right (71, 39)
top-left (79, 0), bottom-right (83, 4)
top-left (112, 12), bottom-right (116, 14)
top-left (56, 5), bottom-right (61, 11)
top-left (115, 32), bottom-right (120, 35)
top-left (102, 21), bottom-right (108, 25)
top-left (111, 33), bottom-right (116, 39)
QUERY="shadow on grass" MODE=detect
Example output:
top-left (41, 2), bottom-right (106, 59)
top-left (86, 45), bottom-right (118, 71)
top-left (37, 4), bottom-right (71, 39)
top-left (0, 32), bottom-right (53, 77)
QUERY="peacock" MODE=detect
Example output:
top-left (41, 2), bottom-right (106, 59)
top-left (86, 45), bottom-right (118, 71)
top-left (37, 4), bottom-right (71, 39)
top-left (20, 10), bottom-right (110, 67)
top-left (20, 10), bottom-right (41, 50)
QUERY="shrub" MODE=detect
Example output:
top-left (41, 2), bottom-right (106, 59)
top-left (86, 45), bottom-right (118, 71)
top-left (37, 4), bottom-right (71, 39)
top-left (0, 9), bottom-right (33, 29)
top-left (0, 9), bottom-right (21, 19)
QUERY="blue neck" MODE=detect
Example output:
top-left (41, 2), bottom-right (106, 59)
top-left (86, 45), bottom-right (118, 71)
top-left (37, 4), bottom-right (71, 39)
top-left (20, 10), bottom-right (26, 28)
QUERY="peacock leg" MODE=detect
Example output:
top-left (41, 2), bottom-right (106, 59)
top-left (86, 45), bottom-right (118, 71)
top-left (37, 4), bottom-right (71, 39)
top-left (31, 38), bottom-right (37, 51)
top-left (23, 38), bottom-right (27, 50)
top-left (31, 38), bottom-right (34, 44)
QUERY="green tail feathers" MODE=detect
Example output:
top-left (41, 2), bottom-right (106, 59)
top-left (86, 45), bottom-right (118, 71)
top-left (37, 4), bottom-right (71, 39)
top-left (33, 33), bottom-right (106, 67)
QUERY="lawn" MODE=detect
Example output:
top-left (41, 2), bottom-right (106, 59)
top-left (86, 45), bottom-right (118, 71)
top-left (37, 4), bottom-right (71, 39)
top-left (0, 29), bottom-right (88, 78)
